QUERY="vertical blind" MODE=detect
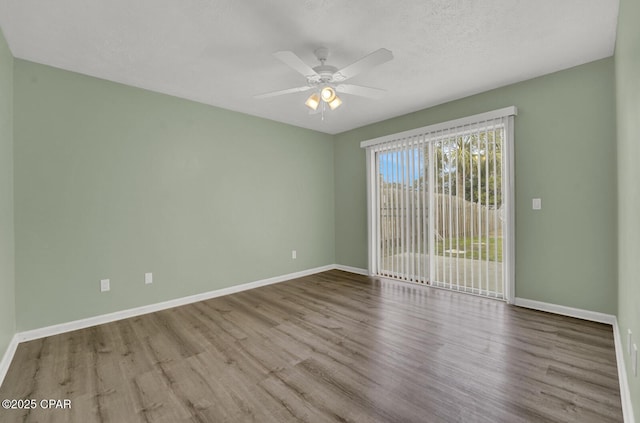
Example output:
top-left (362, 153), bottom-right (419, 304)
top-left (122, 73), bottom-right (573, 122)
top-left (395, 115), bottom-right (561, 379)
top-left (362, 107), bottom-right (516, 302)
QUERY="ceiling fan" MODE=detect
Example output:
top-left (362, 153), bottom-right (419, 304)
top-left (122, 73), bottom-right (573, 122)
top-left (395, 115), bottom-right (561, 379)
top-left (255, 47), bottom-right (393, 114)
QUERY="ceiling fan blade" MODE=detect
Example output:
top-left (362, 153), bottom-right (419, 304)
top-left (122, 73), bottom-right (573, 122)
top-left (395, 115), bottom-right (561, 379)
top-left (333, 48), bottom-right (393, 81)
top-left (336, 84), bottom-right (386, 99)
top-left (254, 86), bottom-right (312, 99)
top-left (273, 51), bottom-right (320, 81)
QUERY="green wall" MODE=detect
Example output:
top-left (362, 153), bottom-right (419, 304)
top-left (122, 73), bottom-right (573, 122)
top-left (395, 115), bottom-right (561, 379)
top-left (1, 19), bottom-right (634, 412)
top-left (615, 0), bottom-right (640, 418)
top-left (0, 29), bottom-right (15, 359)
top-left (13, 60), bottom-right (335, 331)
top-left (8, 49), bottom-right (622, 343)
top-left (334, 58), bottom-right (617, 314)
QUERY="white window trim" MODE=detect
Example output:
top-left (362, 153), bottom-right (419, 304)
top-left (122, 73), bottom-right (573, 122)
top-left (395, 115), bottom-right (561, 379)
top-left (361, 106), bottom-right (517, 148)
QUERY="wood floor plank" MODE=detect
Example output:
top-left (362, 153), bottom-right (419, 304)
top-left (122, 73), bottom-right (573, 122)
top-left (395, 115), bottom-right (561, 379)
top-left (0, 270), bottom-right (624, 422)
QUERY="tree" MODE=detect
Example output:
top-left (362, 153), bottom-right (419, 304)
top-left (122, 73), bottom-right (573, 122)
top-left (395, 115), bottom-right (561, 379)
top-left (443, 130), bottom-right (503, 207)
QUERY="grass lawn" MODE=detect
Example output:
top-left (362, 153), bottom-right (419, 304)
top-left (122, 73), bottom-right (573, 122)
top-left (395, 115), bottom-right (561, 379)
top-left (380, 237), bottom-right (503, 262)
top-left (437, 237), bottom-right (502, 262)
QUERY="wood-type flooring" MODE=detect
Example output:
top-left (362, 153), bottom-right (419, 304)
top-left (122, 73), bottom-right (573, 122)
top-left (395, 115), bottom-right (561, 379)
top-left (0, 270), bottom-right (623, 422)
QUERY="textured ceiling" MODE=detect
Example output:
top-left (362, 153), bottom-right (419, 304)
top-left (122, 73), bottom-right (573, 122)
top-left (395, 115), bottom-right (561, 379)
top-left (0, 0), bottom-right (619, 134)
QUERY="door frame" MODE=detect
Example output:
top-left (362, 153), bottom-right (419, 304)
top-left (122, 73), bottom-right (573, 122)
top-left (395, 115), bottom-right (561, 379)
top-left (363, 107), bottom-right (517, 304)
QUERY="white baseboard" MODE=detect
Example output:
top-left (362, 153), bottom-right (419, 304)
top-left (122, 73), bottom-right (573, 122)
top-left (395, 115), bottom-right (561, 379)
top-left (6, 268), bottom-right (632, 422)
top-left (0, 334), bottom-right (19, 387)
top-left (515, 298), bottom-right (634, 422)
top-left (614, 319), bottom-right (636, 423)
top-left (334, 264), bottom-right (369, 276)
top-left (1, 263), bottom-right (361, 387)
top-left (514, 297), bottom-right (616, 325)
top-left (16, 264), bottom-right (335, 343)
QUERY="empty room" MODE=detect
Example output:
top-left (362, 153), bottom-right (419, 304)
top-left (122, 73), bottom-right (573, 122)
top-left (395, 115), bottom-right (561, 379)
top-left (0, 0), bottom-right (638, 422)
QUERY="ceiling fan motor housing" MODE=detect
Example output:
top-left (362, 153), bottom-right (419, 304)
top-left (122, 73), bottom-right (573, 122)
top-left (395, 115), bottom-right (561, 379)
top-left (311, 64), bottom-right (339, 84)
top-left (310, 47), bottom-right (346, 84)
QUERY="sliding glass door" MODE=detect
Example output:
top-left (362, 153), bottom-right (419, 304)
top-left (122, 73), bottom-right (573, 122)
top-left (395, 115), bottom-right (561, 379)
top-left (363, 108), bottom-right (515, 302)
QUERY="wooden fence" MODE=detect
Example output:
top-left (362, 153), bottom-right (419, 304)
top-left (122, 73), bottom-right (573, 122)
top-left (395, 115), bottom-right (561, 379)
top-left (380, 192), bottom-right (502, 242)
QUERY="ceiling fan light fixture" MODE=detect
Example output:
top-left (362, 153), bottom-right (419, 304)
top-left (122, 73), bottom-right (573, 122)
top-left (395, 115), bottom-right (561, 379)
top-left (328, 96), bottom-right (342, 110)
top-left (258, 47), bottom-right (393, 117)
top-left (320, 86), bottom-right (336, 102)
top-left (305, 92), bottom-right (320, 110)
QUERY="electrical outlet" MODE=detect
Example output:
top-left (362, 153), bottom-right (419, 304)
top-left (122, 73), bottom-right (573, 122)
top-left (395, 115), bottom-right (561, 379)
top-left (100, 279), bottom-right (110, 292)
top-left (292, 250), bottom-right (297, 259)
top-left (145, 272), bottom-right (153, 284)
top-left (629, 329), bottom-right (633, 356)
top-left (632, 344), bottom-right (638, 377)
